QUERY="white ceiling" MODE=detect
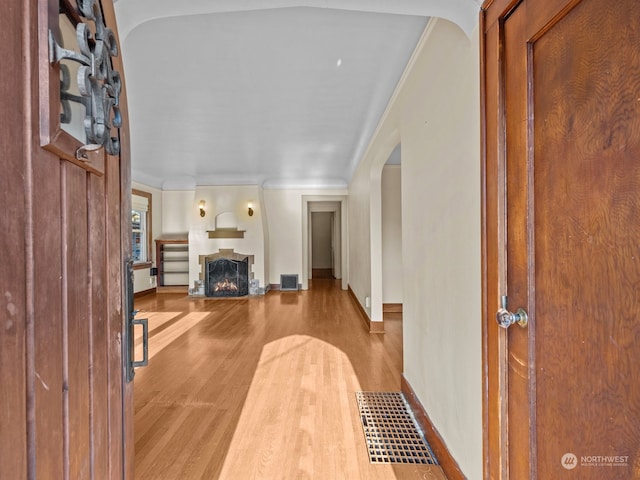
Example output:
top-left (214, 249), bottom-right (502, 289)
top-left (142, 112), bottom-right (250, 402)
top-left (115, 1), bottom-right (480, 189)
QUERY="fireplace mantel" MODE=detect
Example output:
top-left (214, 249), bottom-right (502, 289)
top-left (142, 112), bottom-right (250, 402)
top-left (206, 228), bottom-right (245, 239)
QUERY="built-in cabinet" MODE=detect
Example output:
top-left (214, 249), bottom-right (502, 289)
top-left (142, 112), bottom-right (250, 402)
top-left (155, 236), bottom-right (189, 287)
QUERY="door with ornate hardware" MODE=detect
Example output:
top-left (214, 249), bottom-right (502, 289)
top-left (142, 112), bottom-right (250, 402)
top-left (0, 0), bottom-right (135, 477)
top-left (483, 0), bottom-right (640, 478)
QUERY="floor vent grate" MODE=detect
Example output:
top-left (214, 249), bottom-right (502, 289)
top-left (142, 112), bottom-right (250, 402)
top-left (356, 391), bottom-right (438, 465)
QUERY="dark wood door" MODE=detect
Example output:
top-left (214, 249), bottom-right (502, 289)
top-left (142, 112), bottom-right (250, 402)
top-left (0, 0), bottom-right (133, 477)
top-left (483, 0), bottom-right (640, 478)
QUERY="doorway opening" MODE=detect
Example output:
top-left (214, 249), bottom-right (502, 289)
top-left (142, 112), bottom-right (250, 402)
top-left (302, 196), bottom-right (348, 290)
top-left (311, 211), bottom-right (334, 279)
top-left (381, 144), bottom-right (403, 312)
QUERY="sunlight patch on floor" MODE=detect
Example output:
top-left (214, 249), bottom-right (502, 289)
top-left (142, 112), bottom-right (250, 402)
top-left (135, 311), bottom-right (209, 361)
top-left (219, 335), bottom-right (399, 479)
top-left (135, 312), bottom-right (181, 335)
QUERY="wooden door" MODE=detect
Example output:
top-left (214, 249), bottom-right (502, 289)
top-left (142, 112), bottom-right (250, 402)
top-left (0, 0), bottom-right (134, 478)
top-left (482, 0), bottom-right (640, 478)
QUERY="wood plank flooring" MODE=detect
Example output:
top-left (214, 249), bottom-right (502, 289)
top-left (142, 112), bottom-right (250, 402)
top-left (133, 278), bottom-right (447, 480)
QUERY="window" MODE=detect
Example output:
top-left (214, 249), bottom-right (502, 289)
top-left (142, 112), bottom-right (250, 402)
top-left (132, 189), bottom-right (152, 268)
top-left (132, 209), bottom-right (147, 262)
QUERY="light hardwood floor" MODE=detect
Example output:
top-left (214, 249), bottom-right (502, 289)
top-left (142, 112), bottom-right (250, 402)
top-left (134, 279), bottom-right (447, 480)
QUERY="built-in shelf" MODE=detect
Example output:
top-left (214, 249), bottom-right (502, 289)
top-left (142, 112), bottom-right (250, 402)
top-left (155, 236), bottom-right (189, 287)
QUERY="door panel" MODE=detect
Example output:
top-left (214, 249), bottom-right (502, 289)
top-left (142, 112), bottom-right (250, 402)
top-left (33, 150), bottom-right (65, 477)
top-left (0, 1), bottom-right (28, 477)
top-left (504, 3), bottom-right (531, 476)
top-left (532, 0), bottom-right (640, 475)
top-left (64, 163), bottom-right (92, 478)
top-left (483, 0), bottom-right (640, 478)
top-left (0, 0), bottom-right (133, 477)
top-left (89, 171), bottom-right (111, 479)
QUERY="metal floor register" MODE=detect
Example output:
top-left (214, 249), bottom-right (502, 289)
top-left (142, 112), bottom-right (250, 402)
top-left (356, 391), bottom-right (438, 465)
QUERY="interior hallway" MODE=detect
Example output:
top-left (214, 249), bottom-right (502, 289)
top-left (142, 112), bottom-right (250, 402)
top-left (133, 279), bottom-right (447, 479)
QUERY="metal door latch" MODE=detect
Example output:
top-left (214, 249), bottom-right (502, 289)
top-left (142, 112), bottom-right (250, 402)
top-left (125, 260), bottom-right (148, 382)
top-left (496, 295), bottom-right (528, 328)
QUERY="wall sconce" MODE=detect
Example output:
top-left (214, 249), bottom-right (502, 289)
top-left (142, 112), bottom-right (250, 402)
top-left (199, 200), bottom-right (206, 217)
top-left (247, 202), bottom-right (254, 217)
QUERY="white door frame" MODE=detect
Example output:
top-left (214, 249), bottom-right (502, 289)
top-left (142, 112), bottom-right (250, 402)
top-left (302, 196), bottom-right (348, 290)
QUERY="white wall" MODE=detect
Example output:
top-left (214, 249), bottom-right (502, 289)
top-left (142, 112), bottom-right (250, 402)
top-left (263, 188), bottom-right (347, 287)
top-left (402, 21), bottom-right (481, 480)
top-left (162, 190), bottom-right (194, 235)
top-left (348, 167), bottom-right (376, 315)
top-left (381, 165), bottom-right (403, 304)
top-left (263, 189), bottom-right (305, 286)
top-left (348, 18), bottom-right (482, 479)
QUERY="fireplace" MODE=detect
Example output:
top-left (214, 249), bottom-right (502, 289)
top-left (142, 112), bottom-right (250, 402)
top-left (200, 249), bottom-right (254, 298)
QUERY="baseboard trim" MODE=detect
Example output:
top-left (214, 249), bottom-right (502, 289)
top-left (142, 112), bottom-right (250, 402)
top-left (269, 283), bottom-right (301, 291)
top-left (401, 375), bottom-right (466, 480)
top-left (347, 285), bottom-right (384, 333)
top-left (134, 288), bottom-right (156, 298)
top-left (369, 320), bottom-right (384, 333)
top-left (156, 286), bottom-right (188, 294)
top-left (383, 303), bottom-right (403, 313)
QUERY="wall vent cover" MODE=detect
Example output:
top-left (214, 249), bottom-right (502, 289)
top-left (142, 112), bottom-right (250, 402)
top-left (280, 274), bottom-right (299, 291)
